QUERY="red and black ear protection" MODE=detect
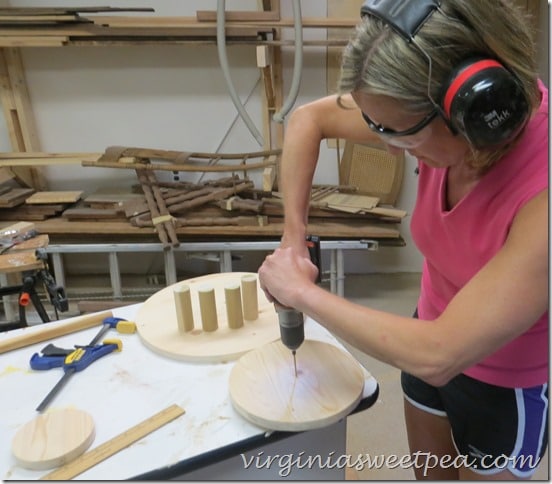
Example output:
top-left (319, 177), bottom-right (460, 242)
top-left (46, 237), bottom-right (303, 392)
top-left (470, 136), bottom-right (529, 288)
top-left (360, 0), bottom-right (530, 148)
top-left (440, 57), bottom-right (530, 148)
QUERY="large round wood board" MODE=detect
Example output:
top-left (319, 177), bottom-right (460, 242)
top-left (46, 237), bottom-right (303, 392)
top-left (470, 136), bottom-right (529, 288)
top-left (229, 340), bottom-right (365, 431)
top-left (11, 408), bottom-right (95, 470)
top-left (136, 272), bottom-right (280, 363)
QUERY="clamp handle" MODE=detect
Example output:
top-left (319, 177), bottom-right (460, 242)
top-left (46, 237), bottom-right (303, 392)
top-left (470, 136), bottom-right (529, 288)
top-left (63, 340), bottom-right (122, 372)
top-left (30, 340), bottom-right (122, 372)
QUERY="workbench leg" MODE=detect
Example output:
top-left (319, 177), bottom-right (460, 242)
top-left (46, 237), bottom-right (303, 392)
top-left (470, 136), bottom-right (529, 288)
top-left (329, 250), bottom-right (337, 294)
top-left (50, 253), bottom-right (66, 290)
top-left (219, 251), bottom-right (233, 273)
top-left (337, 249), bottom-right (345, 297)
top-left (0, 273), bottom-right (17, 321)
top-left (108, 252), bottom-right (122, 299)
top-left (164, 249), bottom-right (177, 286)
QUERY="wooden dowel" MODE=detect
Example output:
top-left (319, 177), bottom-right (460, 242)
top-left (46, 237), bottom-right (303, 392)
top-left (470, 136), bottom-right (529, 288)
top-left (166, 182), bottom-right (253, 213)
top-left (174, 285), bottom-right (194, 333)
top-left (224, 284), bottom-right (244, 329)
top-left (241, 274), bottom-right (258, 320)
top-left (198, 286), bottom-right (218, 332)
top-left (0, 310), bottom-right (113, 354)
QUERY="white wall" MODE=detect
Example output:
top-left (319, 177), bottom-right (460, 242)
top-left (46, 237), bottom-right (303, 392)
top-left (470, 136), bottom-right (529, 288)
top-left (2, 0), bottom-right (548, 276)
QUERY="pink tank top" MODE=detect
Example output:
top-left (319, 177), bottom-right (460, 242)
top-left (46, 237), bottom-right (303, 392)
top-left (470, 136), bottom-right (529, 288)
top-left (411, 81), bottom-right (548, 388)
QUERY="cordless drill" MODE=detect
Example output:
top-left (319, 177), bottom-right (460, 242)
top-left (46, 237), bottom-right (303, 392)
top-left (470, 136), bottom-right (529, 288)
top-left (276, 235), bottom-right (321, 375)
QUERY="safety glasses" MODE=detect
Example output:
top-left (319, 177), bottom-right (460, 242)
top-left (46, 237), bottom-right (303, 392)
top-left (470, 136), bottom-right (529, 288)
top-left (361, 109), bottom-right (438, 148)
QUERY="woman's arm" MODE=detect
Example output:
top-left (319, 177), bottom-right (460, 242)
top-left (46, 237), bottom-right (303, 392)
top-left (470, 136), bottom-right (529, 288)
top-left (259, 189), bottom-right (549, 386)
top-left (278, 94), bottom-right (378, 253)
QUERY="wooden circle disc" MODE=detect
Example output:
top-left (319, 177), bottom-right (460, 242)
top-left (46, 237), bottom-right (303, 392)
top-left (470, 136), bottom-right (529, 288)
top-left (11, 408), bottom-right (95, 470)
top-left (136, 272), bottom-right (281, 363)
top-left (229, 340), bottom-right (365, 431)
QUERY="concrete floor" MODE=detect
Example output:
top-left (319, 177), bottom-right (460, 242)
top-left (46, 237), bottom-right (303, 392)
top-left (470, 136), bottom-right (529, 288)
top-left (341, 273), bottom-right (549, 481)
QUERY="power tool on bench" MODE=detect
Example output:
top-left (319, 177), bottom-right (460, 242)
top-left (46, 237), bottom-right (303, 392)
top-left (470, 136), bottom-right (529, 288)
top-left (276, 235), bottom-right (321, 376)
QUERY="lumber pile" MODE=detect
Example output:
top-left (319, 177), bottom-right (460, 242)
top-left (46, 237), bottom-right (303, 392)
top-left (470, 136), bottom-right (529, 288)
top-left (0, 145), bottom-right (407, 244)
top-left (0, 6), bottom-right (277, 47)
top-left (0, 5), bottom-right (361, 47)
top-left (0, 187), bottom-right (82, 221)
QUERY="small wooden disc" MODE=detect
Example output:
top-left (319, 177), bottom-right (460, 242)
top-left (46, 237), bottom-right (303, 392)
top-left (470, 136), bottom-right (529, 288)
top-left (11, 408), bottom-right (95, 470)
top-left (229, 340), bottom-right (365, 431)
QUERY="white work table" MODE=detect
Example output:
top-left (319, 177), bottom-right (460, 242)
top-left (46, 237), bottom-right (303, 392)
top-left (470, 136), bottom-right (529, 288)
top-left (0, 304), bottom-right (378, 480)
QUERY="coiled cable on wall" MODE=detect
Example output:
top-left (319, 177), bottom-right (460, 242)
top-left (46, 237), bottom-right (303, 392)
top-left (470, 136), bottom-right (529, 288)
top-left (217, 0), bottom-right (264, 146)
top-left (272, 0), bottom-right (303, 123)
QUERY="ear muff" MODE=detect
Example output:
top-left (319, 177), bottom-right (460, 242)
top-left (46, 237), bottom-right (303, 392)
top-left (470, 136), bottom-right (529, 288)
top-left (441, 58), bottom-right (530, 149)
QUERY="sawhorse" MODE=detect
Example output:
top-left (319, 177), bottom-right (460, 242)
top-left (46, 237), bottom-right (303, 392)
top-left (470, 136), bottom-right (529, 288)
top-left (0, 236), bottom-right (68, 332)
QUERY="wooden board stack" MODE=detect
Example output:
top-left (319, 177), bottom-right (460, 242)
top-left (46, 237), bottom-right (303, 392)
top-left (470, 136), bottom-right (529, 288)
top-left (0, 190), bottom-right (82, 221)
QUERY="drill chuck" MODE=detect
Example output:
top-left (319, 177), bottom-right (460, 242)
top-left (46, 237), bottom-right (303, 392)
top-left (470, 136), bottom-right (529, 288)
top-left (277, 308), bottom-right (305, 351)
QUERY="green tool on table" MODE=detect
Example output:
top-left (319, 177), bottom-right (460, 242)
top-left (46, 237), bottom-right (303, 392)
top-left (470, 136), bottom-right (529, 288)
top-left (31, 339), bottom-right (122, 413)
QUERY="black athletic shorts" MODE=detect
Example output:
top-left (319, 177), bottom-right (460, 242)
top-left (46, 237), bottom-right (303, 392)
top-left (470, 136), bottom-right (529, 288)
top-left (401, 371), bottom-right (549, 478)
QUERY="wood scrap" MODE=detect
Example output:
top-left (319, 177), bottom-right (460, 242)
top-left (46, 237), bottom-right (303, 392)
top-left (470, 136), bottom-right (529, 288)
top-left (0, 206), bottom-right (57, 221)
top-left (196, 10), bottom-right (280, 22)
top-left (0, 7), bottom-right (156, 16)
top-left (62, 207), bottom-right (125, 221)
top-left (0, 185), bottom-right (13, 197)
top-left (318, 193), bottom-right (380, 211)
top-left (25, 190), bottom-right (83, 205)
top-left (0, 250), bottom-right (44, 273)
top-left (311, 186), bottom-right (340, 202)
top-left (134, 215), bottom-right (268, 228)
top-left (216, 196), bottom-right (264, 213)
top-left (0, 221), bottom-right (35, 237)
top-left (83, 146), bottom-right (280, 173)
top-left (363, 206), bottom-right (407, 219)
top-left (0, 152), bottom-right (117, 166)
top-left (3, 233), bottom-right (48, 253)
top-left (167, 181), bottom-right (254, 215)
top-left (0, 169), bottom-right (15, 185)
top-left (136, 169), bottom-right (178, 249)
top-left (126, 176), bottom-right (253, 217)
top-left (0, 188), bottom-right (34, 207)
top-left (84, 191), bottom-right (143, 207)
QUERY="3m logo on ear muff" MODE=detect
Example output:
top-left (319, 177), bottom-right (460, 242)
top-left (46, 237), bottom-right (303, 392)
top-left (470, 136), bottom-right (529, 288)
top-left (440, 57), bottom-right (530, 148)
top-left (483, 109), bottom-right (514, 130)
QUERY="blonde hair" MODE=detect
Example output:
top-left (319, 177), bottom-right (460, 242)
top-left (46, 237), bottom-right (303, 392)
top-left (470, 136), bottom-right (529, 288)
top-left (338, 0), bottom-right (540, 173)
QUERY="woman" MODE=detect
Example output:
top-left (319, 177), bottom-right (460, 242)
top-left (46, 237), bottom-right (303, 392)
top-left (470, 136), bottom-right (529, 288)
top-left (258, 0), bottom-right (548, 479)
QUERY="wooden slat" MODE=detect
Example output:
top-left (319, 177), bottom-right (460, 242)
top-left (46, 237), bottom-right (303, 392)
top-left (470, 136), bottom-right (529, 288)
top-left (25, 190), bottom-right (83, 205)
top-left (0, 15), bottom-right (80, 22)
top-left (196, 10), bottom-right (280, 22)
top-left (0, 221), bottom-right (35, 235)
top-left (0, 7), bottom-right (155, 16)
top-left (0, 187), bottom-right (34, 207)
top-left (63, 207), bottom-right (124, 220)
top-left (0, 48), bottom-right (47, 189)
top-left (90, 16), bottom-right (358, 29)
top-left (4, 233), bottom-right (49, 252)
top-left (0, 36), bottom-right (67, 47)
top-left (0, 152), bottom-right (99, 165)
top-left (0, 250), bottom-right (44, 273)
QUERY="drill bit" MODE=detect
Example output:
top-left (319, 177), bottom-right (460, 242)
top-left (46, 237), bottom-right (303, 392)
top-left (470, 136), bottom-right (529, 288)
top-left (292, 350), bottom-right (297, 377)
